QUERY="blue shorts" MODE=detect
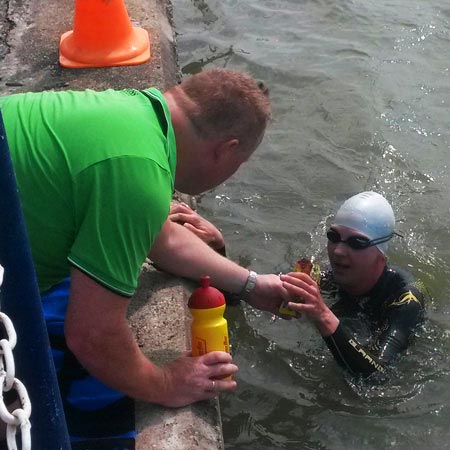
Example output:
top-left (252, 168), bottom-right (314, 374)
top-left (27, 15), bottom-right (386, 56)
top-left (41, 278), bottom-right (135, 450)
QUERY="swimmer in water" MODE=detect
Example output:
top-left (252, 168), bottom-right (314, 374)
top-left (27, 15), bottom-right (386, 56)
top-left (281, 191), bottom-right (427, 376)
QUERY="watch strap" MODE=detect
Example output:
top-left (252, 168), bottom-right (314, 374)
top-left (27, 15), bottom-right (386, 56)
top-left (240, 270), bottom-right (257, 301)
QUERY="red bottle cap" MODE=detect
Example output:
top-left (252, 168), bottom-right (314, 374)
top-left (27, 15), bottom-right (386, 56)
top-left (188, 275), bottom-right (225, 309)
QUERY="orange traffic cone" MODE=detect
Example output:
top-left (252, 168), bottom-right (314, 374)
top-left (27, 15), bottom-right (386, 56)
top-left (59, 0), bottom-right (151, 69)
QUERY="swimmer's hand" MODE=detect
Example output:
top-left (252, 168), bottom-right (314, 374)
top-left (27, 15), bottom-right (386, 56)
top-left (279, 272), bottom-right (339, 336)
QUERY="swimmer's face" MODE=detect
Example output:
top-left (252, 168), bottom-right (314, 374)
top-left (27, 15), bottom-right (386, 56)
top-left (327, 225), bottom-right (385, 295)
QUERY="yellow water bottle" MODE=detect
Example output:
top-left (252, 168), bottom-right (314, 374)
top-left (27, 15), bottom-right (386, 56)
top-left (188, 275), bottom-right (230, 358)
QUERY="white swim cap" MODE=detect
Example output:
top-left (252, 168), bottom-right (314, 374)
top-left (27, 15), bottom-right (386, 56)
top-left (333, 191), bottom-right (395, 254)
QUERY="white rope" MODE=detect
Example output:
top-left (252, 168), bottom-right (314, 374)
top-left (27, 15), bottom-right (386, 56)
top-left (0, 265), bottom-right (32, 450)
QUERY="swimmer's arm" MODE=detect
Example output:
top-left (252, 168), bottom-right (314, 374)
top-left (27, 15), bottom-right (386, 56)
top-left (323, 287), bottom-right (425, 377)
top-left (376, 286), bottom-right (425, 363)
top-left (323, 325), bottom-right (388, 376)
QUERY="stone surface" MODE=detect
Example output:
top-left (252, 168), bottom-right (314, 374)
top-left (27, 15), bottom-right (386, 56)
top-left (129, 264), bottom-right (225, 449)
top-left (0, 0), bottom-right (178, 92)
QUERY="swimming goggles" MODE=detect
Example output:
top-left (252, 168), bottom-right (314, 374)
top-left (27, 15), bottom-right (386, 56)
top-left (326, 229), bottom-right (401, 250)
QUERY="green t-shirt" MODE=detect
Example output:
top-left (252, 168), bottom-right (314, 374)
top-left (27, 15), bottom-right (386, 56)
top-left (0, 87), bottom-right (176, 296)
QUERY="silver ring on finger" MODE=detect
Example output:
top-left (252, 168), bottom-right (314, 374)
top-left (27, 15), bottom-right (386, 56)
top-left (211, 380), bottom-right (216, 391)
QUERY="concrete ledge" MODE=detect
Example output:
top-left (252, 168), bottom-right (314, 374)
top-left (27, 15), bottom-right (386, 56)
top-left (129, 264), bottom-right (225, 450)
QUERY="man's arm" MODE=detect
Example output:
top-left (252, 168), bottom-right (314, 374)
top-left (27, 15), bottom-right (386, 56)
top-left (65, 267), bottom-right (238, 407)
top-left (149, 218), bottom-right (290, 314)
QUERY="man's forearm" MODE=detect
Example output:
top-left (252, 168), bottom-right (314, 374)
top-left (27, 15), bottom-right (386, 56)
top-left (68, 313), bottom-right (168, 404)
top-left (67, 267), bottom-right (238, 409)
top-left (150, 219), bottom-right (249, 294)
top-left (150, 219), bottom-right (288, 315)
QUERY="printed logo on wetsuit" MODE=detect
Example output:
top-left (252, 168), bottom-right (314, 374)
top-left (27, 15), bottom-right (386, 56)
top-left (390, 290), bottom-right (420, 307)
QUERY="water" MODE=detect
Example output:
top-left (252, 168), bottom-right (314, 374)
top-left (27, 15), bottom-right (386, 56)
top-left (172, 1), bottom-right (450, 448)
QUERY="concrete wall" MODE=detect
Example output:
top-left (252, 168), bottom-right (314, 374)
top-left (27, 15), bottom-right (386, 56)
top-left (130, 264), bottom-right (225, 449)
top-left (0, 0), bottom-right (225, 448)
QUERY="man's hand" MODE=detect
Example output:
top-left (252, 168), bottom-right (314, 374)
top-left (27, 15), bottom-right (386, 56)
top-left (246, 273), bottom-right (291, 316)
top-left (66, 268), bottom-right (238, 407)
top-left (157, 351), bottom-right (238, 407)
top-left (280, 272), bottom-right (339, 336)
top-left (169, 202), bottom-right (225, 251)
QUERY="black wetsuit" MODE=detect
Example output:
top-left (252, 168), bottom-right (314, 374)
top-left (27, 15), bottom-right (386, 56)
top-left (320, 265), bottom-right (426, 376)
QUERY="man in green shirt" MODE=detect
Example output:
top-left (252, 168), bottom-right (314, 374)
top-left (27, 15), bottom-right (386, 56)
top-left (1, 87), bottom-right (175, 297)
top-left (0, 69), bottom-right (289, 449)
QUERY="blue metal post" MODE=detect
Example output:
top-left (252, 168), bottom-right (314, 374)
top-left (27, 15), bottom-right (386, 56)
top-left (0, 111), bottom-right (71, 449)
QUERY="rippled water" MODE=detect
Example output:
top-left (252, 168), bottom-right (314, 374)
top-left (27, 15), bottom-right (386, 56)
top-left (172, 1), bottom-right (450, 448)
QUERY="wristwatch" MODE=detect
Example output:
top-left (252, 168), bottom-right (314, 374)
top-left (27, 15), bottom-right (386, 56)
top-left (240, 270), bottom-right (258, 301)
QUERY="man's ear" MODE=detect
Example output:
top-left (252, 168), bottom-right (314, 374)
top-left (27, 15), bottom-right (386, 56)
top-left (213, 138), bottom-right (240, 163)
